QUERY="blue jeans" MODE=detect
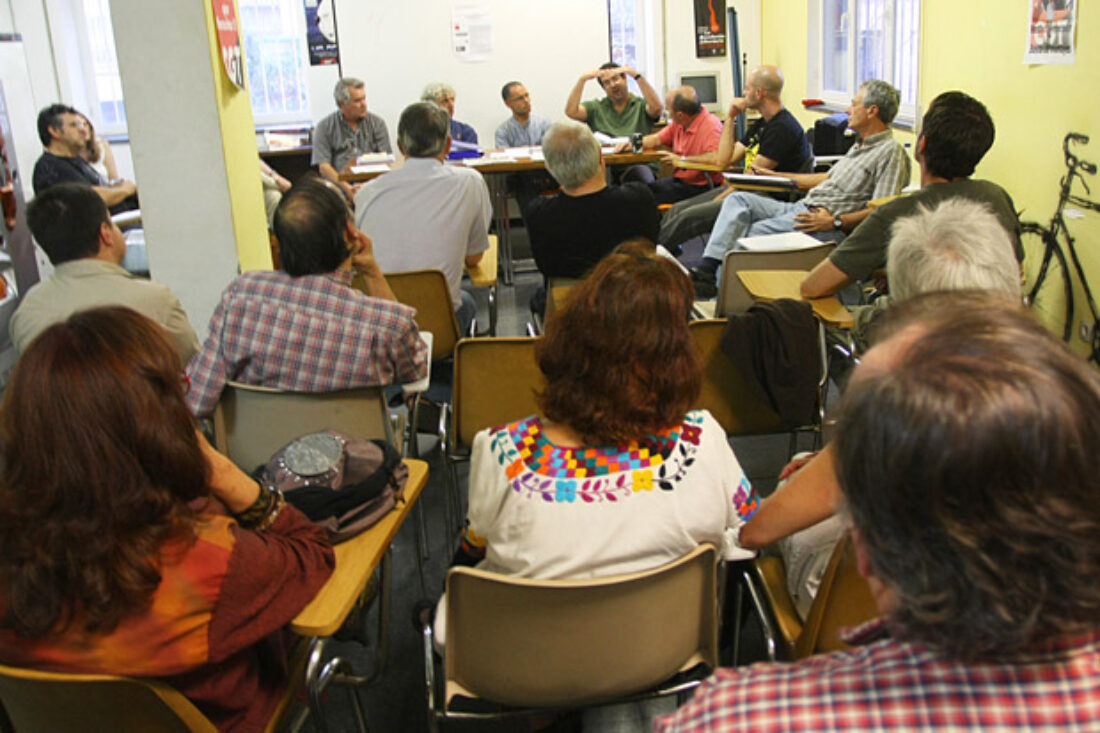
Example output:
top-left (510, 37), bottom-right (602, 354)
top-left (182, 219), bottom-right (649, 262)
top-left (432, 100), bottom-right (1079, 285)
top-left (701, 193), bottom-right (844, 263)
top-left (457, 288), bottom-right (477, 336)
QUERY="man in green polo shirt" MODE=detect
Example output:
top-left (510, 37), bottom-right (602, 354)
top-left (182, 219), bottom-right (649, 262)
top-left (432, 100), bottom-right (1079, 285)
top-left (565, 62), bottom-right (662, 138)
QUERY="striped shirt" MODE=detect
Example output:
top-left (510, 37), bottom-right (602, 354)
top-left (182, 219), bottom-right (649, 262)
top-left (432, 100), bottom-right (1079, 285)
top-left (657, 617), bottom-right (1100, 731)
top-left (186, 269), bottom-right (427, 417)
top-left (804, 130), bottom-right (911, 214)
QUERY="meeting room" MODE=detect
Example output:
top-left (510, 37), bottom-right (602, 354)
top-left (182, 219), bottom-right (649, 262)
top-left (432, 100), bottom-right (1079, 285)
top-left (0, 0), bottom-right (1097, 731)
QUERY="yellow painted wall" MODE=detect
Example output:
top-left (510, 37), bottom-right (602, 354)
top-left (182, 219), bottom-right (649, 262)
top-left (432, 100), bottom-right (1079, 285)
top-left (202, 0), bottom-right (272, 272)
top-left (761, 0), bottom-right (1100, 356)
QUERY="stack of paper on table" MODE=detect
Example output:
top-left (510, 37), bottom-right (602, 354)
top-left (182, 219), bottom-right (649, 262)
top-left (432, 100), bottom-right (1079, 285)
top-left (350, 164), bottom-right (392, 175)
top-left (356, 152), bottom-right (395, 165)
top-left (736, 231), bottom-right (824, 252)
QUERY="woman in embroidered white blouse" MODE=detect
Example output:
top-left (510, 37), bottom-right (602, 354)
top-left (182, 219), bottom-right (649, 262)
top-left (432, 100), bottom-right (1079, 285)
top-left (435, 242), bottom-right (758, 649)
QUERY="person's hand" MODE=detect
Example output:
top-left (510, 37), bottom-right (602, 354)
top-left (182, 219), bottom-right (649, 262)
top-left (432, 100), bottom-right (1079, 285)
top-left (746, 164), bottom-right (777, 177)
top-left (348, 228), bottom-right (382, 278)
top-left (727, 97), bottom-right (748, 118)
top-left (794, 207), bottom-right (835, 233)
top-left (778, 451), bottom-right (818, 481)
top-left (197, 429), bottom-right (260, 513)
top-left (613, 140), bottom-right (632, 153)
top-left (657, 150), bottom-right (680, 166)
top-left (618, 65), bottom-right (638, 78)
top-left (581, 68), bottom-right (601, 82)
top-left (276, 175), bottom-right (292, 193)
top-left (714, 184), bottom-right (736, 201)
top-left (114, 179), bottom-right (137, 196)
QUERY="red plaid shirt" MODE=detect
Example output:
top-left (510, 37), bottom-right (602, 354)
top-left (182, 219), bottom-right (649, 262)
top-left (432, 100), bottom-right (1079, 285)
top-left (186, 269), bottom-right (427, 416)
top-left (657, 618), bottom-right (1100, 731)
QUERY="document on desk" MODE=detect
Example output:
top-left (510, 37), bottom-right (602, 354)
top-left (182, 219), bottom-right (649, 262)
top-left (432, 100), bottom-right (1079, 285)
top-left (356, 152), bottom-right (395, 165)
top-left (350, 164), bottom-right (392, 175)
top-left (736, 231), bottom-right (824, 252)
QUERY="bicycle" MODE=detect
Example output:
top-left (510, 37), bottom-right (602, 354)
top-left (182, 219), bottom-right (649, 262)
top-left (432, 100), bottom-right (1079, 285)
top-left (1021, 132), bottom-right (1100, 364)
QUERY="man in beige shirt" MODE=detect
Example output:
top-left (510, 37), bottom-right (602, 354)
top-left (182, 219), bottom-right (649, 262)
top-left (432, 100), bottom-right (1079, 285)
top-left (11, 183), bottom-right (199, 360)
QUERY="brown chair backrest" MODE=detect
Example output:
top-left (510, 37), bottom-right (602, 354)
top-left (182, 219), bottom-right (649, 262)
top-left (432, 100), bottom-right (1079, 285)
top-left (452, 336), bottom-right (542, 453)
top-left (444, 544), bottom-right (718, 709)
top-left (0, 663), bottom-right (216, 733)
top-left (715, 243), bottom-right (835, 316)
top-left (794, 532), bottom-right (878, 658)
top-left (377, 269), bottom-right (460, 361)
top-left (689, 319), bottom-right (786, 435)
top-left (213, 382), bottom-right (394, 472)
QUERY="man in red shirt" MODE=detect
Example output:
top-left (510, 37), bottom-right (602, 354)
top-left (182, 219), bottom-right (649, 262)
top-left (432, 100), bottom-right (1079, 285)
top-left (621, 86), bottom-right (723, 204)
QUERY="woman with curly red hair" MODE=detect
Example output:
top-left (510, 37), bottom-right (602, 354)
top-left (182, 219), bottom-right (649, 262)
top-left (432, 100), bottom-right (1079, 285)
top-left (451, 243), bottom-right (757, 601)
top-left (0, 307), bottom-right (334, 731)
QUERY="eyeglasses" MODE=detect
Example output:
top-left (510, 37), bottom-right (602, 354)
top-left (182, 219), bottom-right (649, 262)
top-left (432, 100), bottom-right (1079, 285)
top-left (508, 93), bottom-right (530, 103)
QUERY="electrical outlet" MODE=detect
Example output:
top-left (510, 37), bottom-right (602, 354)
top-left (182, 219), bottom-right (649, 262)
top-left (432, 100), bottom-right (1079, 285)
top-left (1081, 321), bottom-right (1096, 343)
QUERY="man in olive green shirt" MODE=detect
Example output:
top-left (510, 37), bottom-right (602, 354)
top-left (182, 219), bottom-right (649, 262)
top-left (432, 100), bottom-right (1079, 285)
top-left (564, 62), bottom-right (662, 137)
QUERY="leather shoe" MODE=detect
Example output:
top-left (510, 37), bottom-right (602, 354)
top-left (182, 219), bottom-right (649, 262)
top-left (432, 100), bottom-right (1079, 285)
top-left (693, 278), bottom-right (717, 300)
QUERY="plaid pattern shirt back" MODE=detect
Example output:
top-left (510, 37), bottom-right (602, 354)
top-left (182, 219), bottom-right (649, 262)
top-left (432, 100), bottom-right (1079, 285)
top-left (186, 269), bottom-right (427, 417)
top-left (657, 618), bottom-right (1100, 731)
top-left (805, 130), bottom-right (911, 215)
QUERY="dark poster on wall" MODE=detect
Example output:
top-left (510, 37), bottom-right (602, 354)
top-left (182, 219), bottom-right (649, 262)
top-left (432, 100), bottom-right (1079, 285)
top-left (304, 0), bottom-right (339, 65)
top-left (694, 0), bottom-right (726, 57)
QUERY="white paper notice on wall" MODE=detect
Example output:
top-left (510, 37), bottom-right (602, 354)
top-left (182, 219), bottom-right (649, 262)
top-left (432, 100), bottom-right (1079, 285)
top-left (452, 2), bottom-right (492, 62)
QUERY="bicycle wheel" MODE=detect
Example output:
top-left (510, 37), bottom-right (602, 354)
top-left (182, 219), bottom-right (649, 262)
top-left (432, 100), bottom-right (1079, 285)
top-left (1021, 222), bottom-right (1074, 341)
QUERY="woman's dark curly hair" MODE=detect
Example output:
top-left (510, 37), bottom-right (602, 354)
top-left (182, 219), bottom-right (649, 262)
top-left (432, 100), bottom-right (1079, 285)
top-left (0, 307), bottom-right (207, 637)
top-left (536, 242), bottom-right (700, 444)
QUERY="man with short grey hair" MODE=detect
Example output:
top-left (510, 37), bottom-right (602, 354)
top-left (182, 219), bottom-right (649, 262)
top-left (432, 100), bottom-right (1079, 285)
top-left (691, 79), bottom-right (910, 298)
top-left (421, 82), bottom-right (478, 145)
top-left (354, 102), bottom-right (490, 334)
top-left (524, 121), bottom-right (658, 308)
top-left (311, 77), bottom-right (391, 201)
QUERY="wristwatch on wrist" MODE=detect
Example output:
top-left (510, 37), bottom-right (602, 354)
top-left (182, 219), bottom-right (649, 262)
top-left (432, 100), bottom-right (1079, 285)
top-left (633, 73), bottom-right (642, 80)
top-left (832, 214), bottom-right (843, 231)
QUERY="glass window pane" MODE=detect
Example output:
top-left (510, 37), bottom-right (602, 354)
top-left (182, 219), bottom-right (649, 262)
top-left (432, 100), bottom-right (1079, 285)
top-left (607, 0), bottom-right (638, 70)
top-left (893, 0), bottom-right (919, 104)
top-left (822, 0), bottom-right (850, 95)
top-left (239, 0), bottom-right (310, 120)
top-left (855, 0), bottom-right (886, 84)
top-left (82, 0), bottom-right (126, 126)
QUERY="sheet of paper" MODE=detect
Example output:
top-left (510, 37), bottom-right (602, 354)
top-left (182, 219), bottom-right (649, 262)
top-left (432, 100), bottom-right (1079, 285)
top-left (736, 231), bottom-right (823, 252)
top-left (452, 2), bottom-right (492, 61)
top-left (356, 152), bottom-right (394, 165)
top-left (349, 164), bottom-right (391, 175)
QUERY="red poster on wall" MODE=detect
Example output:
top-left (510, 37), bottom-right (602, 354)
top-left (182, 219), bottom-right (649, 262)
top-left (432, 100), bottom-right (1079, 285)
top-left (212, 0), bottom-right (245, 88)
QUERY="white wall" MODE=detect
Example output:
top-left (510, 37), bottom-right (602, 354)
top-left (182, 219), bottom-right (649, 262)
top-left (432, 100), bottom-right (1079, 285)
top-left (335, 0), bottom-right (609, 147)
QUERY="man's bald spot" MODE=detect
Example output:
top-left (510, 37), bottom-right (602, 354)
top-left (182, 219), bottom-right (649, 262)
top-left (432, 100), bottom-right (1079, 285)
top-left (751, 65), bottom-right (784, 97)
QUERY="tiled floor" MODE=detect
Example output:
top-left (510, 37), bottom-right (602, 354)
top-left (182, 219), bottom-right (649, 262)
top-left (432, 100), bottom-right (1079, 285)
top-left (301, 227), bottom-right (805, 732)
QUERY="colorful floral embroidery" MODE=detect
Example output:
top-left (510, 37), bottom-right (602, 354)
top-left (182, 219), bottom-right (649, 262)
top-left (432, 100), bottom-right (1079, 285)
top-left (733, 476), bottom-right (760, 520)
top-left (492, 412), bottom-right (709, 503)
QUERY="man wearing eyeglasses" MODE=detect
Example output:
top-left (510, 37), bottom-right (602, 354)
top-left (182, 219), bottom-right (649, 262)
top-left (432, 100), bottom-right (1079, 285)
top-left (495, 82), bottom-right (551, 148)
top-left (32, 103), bottom-right (138, 215)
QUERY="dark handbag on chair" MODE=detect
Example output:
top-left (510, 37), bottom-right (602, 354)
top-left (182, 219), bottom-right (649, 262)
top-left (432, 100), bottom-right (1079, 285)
top-left (259, 430), bottom-right (408, 543)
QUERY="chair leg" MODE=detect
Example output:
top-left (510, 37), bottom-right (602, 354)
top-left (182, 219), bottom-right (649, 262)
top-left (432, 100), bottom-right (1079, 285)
top-left (414, 500), bottom-right (430, 571)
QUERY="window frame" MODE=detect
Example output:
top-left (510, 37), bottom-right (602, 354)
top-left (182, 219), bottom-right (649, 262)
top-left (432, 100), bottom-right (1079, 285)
top-left (52, 0), bottom-right (315, 136)
top-left (806, 0), bottom-right (921, 128)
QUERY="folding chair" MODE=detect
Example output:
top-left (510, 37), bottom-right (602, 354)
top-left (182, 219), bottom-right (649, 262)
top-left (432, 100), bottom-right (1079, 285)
top-left (212, 381), bottom-right (429, 582)
top-left (714, 243), bottom-right (836, 317)
top-left (737, 533), bottom-right (877, 662)
top-left (418, 545), bottom-right (718, 731)
top-left (448, 336), bottom-right (542, 530)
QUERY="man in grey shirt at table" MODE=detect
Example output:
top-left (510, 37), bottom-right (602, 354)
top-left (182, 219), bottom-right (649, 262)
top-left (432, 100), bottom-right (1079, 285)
top-left (312, 77), bottom-right (391, 202)
top-left (495, 81), bottom-right (552, 148)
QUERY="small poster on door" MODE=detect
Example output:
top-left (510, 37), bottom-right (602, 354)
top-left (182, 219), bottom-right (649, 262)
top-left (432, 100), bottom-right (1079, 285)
top-left (694, 0), bottom-right (726, 58)
top-left (1024, 0), bottom-right (1077, 65)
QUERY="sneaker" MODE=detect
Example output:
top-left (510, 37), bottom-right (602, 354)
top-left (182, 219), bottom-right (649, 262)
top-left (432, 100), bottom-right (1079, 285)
top-left (690, 265), bottom-right (717, 285)
top-left (693, 278), bottom-right (717, 299)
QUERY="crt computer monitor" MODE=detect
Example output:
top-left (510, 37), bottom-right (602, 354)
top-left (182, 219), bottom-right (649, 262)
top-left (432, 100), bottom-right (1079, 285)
top-left (678, 72), bottom-right (720, 112)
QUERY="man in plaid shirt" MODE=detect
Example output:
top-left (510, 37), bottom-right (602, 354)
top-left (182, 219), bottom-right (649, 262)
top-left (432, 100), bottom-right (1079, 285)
top-left (186, 179), bottom-right (428, 417)
top-left (659, 292), bottom-right (1100, 731)
top-left (691, 79), bottom-right (910, 298)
